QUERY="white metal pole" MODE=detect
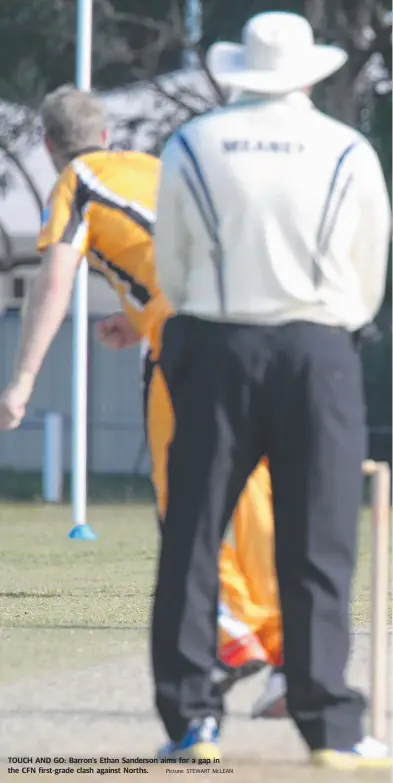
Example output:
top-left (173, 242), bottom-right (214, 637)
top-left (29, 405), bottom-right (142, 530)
top-left (69, 0), bottom-right (95, 538)
top-left (183, 0), bottom-right (202, 69)
top-left (369, 463), bottom-right (390, 743)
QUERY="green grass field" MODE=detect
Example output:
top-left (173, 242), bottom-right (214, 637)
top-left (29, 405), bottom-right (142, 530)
top-left (0, 501), bottom-right (391, 685)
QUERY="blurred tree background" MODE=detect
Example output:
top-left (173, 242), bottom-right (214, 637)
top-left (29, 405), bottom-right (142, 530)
top-left (0, 0), bottom-right (391, 459)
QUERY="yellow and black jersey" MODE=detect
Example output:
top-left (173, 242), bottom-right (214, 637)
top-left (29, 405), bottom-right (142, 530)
top-left (37, 147), bottom-right (173, 357)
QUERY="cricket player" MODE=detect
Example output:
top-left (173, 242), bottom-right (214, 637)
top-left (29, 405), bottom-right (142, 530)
top-left (152, 11), bottom-right (391, 768)
top-left (0, 84), bottom-right (283, 709)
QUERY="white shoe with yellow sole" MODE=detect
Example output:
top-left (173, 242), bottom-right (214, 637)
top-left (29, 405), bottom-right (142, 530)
top-left (311, 736), bottom-right (392, 770)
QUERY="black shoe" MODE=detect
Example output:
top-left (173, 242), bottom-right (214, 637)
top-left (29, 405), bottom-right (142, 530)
top-left (212, 658), bottom-right (266, 695)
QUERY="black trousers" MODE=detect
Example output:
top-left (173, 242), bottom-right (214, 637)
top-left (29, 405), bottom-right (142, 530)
top-left (152, 315), bottom-right (366, 751)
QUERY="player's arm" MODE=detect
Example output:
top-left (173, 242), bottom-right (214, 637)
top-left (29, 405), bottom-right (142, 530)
top-left (0, 168), bottom-right (86, 430)
top-left (0, 244), bottom-right (80, 431)
top-left (14, 243), bottom-right (79, 382)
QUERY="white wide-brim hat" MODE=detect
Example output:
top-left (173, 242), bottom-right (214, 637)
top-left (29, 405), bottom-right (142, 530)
top-left (207, 12), bottom-right (348, 95)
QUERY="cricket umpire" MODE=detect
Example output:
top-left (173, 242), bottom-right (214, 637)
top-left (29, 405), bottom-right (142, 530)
top-left (151, 11), bottom-right (391, 768)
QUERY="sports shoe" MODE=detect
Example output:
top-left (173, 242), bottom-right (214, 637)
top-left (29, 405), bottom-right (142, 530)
top-left (213, 640), bottom-right (266, 696)
top-left (311, 736), bottom-right (392, 770)
top-left (157, 717), bottom-right (220, 762)
top-left (219, 631), bottom-right (267, 670)
top-left (215, 603), bottom-right (268, 694)
top-left (212, 658), bottom-right (265, 695)
top-left (250, 667), bottom-right (288, 719)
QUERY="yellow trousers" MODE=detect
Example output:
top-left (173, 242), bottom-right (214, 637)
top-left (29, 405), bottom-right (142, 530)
top-left (146, 361), bottom-right (282, 666)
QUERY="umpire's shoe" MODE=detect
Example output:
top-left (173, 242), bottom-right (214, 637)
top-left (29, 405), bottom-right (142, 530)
top-left (311, 737), bottom-right (392, 770)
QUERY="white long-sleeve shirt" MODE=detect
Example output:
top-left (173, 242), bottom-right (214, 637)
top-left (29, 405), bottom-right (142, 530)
top-left (155, 93), bottom-right (391, 331)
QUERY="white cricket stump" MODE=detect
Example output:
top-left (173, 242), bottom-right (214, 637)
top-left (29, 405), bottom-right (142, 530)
top-left (362, 459), bottom-right (392, 743)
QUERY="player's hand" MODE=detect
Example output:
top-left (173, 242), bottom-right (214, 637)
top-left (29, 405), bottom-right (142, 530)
top-left (0, 373), bottom-right (34, 431)
top-left (95, 313), bottom-right (141, 350)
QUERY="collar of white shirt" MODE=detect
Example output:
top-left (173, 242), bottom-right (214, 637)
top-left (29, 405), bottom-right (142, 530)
top-left (228, 91), bottom-right (313, 110)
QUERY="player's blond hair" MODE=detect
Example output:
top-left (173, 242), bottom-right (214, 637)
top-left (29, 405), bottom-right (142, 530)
top-left (41, 84), bottom-right (106, 158)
